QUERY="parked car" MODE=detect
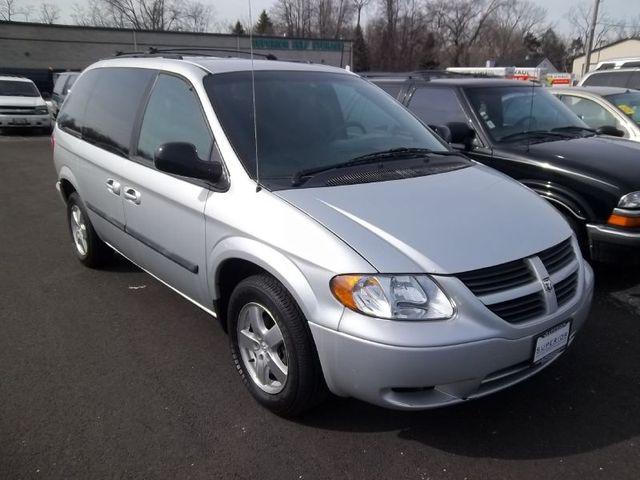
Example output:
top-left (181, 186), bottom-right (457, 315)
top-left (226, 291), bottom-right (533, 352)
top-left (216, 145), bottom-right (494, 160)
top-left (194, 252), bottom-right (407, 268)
top-left (366, 74), bottom-right (640, 263)
top-left (54, 55), bottom-right (593, 415)
top-left (594, 57), bottom-right (640, 71)
top-left (579, 67), bottom-right (640, 90)
top-left (0, 74), bottom-right (52, 132)
top-left (550, 87), bottom-right (640, 141)
top-left (51, 71), bottom-right (80, 118)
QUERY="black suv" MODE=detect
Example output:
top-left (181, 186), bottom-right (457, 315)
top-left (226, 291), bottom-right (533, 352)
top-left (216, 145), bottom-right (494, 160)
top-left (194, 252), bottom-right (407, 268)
top-left (367, 74), bottom-right (640, 262)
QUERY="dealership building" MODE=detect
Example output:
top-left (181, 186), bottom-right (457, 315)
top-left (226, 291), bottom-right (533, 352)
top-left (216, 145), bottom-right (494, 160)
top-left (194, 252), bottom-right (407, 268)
top-left (0, 21), bottom-right (353, 92)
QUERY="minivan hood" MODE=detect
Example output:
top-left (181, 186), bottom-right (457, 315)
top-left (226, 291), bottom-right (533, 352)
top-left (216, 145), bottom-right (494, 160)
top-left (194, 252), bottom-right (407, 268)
top-left (275, 164), bottom-right (570, 274)
top-left (0, 96), bottom-right (43, 107)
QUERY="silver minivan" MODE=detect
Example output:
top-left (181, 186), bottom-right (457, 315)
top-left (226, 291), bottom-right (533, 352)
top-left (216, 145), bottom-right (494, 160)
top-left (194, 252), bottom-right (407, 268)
top-left (53, 54), bottom-right (594, 415)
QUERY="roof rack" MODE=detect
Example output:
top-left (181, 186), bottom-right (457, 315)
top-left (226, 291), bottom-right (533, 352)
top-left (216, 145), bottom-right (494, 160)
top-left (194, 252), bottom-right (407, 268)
top-left (114, 47), bottom-right (278, 60)
top-left (360, 69), bottom-right (502, 82)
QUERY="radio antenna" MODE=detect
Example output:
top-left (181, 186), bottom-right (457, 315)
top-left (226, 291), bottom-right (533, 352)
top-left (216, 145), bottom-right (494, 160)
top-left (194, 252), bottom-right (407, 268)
top-left (248, 0), bottom-right (261, 192)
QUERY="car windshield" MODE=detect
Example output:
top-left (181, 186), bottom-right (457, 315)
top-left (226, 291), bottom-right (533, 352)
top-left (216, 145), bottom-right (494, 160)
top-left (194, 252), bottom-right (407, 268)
top-left (605, 91), bottom-right (640, 125)
top-left (465, 85), bottom-right (589, 143)
top-left (204, 71), bottom-right (451, 188)
top-left (0, 80), bottom-right (39, 97)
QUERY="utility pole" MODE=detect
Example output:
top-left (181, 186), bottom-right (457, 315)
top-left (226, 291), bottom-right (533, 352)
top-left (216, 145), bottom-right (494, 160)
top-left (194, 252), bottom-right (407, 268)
top-left (584, 0), bottom-right (601, 75)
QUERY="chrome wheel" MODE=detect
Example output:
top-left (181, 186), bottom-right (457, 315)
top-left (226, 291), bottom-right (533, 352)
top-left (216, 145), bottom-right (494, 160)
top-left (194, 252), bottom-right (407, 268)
top-left (70, 204), bottom-right (88, 256)
top-left (236, 302), bottom-right (288, 394)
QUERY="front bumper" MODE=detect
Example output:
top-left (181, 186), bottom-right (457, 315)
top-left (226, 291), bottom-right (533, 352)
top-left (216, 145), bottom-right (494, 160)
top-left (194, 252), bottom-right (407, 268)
top-left (587, 223), bottom-right (640, 262)
top-left (0, 114), bottom-right (51, 128)
top-left (310, 262), bottom-right (594, 410)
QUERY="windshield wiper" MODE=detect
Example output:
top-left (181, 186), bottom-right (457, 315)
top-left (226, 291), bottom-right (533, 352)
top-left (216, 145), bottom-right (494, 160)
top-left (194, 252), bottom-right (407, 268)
top-left (551, 126), bottom-right (596, 136)
top-left (291, 148), bottom-right (457, 186)
top-left (499, 130), bottom-right (574, 142)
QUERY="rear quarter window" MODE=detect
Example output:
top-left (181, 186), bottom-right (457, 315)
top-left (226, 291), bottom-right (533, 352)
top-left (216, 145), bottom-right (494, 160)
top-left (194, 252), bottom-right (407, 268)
top-left (583, 71), bottom-right (631, 87)
top-left (57, 70), bottom-right (99, 135)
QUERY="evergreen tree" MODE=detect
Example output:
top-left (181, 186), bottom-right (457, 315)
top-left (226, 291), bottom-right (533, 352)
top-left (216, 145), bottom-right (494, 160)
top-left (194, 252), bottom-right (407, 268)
top-left (352, 24), bottom-right (369, 72)
top-left (231, 20), bottom-right (245, 35)
top-left (255, 10), bottom-right (274, 35)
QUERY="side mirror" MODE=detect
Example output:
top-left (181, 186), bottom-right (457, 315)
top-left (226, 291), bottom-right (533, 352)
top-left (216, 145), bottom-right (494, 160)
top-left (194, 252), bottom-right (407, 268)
top-left (595, 125), bottom-right (625, 137)
top-left (429, 124), bottom-right (452, 143)
top-left (446, 122), bottom-right (476, 150)
top-left (41, 92), bottom-right (51, 100)
top-left (154, 142), bottom-right (223, 182)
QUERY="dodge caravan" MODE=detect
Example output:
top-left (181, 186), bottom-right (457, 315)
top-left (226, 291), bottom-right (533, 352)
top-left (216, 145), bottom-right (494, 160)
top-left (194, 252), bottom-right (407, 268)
top-left (53, 54), bottom-right (594, 415)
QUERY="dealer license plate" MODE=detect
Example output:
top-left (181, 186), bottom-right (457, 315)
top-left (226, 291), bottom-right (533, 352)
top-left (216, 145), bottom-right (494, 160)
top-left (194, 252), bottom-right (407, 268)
top-left (533, 321), bottom-right (571, 364)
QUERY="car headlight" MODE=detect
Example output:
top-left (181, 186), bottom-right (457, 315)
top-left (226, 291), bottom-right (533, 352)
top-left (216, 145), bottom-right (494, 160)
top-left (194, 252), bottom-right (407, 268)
top-left (618, 191), bottom-right (640, 209)
top-left (330, 274), bottom-right (454, 320)
top-left (35, 106), bottom-right (49, 115)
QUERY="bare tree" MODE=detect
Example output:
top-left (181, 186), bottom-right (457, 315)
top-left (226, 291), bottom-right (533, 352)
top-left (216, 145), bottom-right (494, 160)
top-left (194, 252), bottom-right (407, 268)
top-left (430, 0), bottom-right (504, 67)
top-left (352, 0), bottom-right (370, 28)
top-left (72, 0), bottom-right (214, 32)
top-left (39, 2), bottom-right (60, 24)
top-left (567, 1), bottom-right (615, 55)
top-left (273, 0), bottom-right (314, 37)
top-left (316, 0), bottom-right (353, 37)
top-left (0, 0), bottom-right (32, 21)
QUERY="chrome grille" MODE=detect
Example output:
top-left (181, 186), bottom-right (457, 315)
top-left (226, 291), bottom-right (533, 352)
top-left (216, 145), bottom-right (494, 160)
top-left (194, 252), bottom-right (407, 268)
top-left (0, 106), bottom-right (38, 115)
top-left (486, 291), bottom-right (545, 323)
top-left (539, 238), bottom-right (574, 274)
top-left (457, 237), bottom-right (579, 324)
top-left (456, 259), bottom-right (533, 296)
top-left (555, 271), bottom-right (578, 307)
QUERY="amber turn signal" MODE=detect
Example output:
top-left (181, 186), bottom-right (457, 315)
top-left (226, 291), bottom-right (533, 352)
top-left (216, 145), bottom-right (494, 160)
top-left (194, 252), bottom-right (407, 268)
top-left (607, 213), bottom-right (640, 228)
top-left (329, 275), bottom-right (362, 310)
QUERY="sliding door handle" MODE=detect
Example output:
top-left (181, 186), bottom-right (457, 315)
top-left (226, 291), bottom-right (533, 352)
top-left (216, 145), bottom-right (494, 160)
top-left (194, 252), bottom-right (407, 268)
top-left (123, 187), bottom-right (141, 205)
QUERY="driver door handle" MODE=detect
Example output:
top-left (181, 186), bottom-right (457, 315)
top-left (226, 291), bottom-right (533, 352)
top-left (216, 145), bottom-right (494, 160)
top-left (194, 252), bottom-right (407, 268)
top-left (106, 178), bottom-right (121, 195)
top-left (123, 187), bottom-right (141, 205)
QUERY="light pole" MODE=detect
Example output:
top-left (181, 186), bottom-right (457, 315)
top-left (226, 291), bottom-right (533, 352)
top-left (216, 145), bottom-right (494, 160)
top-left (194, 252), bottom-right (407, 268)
top-left (584, 0), bottom-right (601, 75)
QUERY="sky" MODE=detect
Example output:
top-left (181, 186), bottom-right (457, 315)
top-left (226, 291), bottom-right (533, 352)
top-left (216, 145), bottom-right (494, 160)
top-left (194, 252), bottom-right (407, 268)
top-left (35, 0), bottom-right (640, 36)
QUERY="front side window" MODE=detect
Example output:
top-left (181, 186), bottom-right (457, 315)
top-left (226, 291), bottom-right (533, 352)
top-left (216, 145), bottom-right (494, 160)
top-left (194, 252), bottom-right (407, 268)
top-left (136, 74), bottom-right (213, 162)
top-left (0, 80), bottom-right (39, 97)
top-left (204, 71), bottom-right (449, 188)
top-left (465, 86), bottom-right (588, 143)
top-left (82, 67), bottom-right (156, 157)
top-left (606, 91), bottom-right (640, 126)
top-left (559, 95), bottom-right (624, 132)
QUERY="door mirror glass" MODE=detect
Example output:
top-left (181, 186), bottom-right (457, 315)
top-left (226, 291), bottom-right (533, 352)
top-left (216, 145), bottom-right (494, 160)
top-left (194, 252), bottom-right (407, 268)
top-left (446, 122), bottom-right (476, 150)
top-left (154, 142), bottom-right (223, 182)
top-left (595, 125), bottom-right (625, 137)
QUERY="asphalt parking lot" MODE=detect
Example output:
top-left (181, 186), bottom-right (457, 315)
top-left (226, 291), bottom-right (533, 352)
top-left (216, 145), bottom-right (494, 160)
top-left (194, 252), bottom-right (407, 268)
top-left (1, 132), bottom-right (640, 480)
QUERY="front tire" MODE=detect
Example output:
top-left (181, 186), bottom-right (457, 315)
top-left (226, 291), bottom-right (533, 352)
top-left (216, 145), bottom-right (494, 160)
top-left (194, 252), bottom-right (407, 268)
top-left (66, 192), bottom-right (111, 268)
top-left (228, 274), bottom-right (327, 416)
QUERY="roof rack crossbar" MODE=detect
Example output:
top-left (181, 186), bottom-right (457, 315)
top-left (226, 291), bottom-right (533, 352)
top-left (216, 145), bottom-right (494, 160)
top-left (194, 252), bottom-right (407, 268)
top-left (114, 47), bottom-right (277, 60)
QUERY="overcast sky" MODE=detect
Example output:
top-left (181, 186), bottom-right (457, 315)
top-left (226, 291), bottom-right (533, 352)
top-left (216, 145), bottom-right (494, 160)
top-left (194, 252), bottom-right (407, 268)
top-left (43, 0), bottom-right (640, 35)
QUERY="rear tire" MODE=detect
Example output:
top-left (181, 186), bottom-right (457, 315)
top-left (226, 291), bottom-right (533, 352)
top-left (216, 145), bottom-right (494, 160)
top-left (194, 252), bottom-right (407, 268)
top-left (66, 192), bottom-right (111, 268)
top-left (228, 274), bottom-right (328, 416)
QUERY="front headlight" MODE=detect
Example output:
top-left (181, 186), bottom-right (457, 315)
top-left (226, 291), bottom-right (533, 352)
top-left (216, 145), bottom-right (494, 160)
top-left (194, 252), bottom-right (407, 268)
top-left (330, 274), bottom-right (454, 320)
top-left (35, 106), bottom-right (49, 115)
top-left (618, 192), bottom-right (640, 209)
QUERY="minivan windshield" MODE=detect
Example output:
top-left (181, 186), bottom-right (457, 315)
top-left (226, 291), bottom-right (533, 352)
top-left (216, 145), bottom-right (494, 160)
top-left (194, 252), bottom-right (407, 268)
top-left (0, 80), bottom-right (39, 97)
top-left (204, 71), bottom-right (452, 188)
top-left (606, 91), bottom-right (640, 125)
top-left (465, 85), bottom-right (590, 143)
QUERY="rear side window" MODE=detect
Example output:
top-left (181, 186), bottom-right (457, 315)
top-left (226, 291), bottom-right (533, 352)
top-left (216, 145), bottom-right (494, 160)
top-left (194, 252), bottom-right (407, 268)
top-left (408, 87), bottom-right (468, 125)
top-left (58, 70), bottom-right (99, 135)
top-left (628, 71), bottom-right (640, 90)
top-left (583, 71), bottom-right (631, 87)
top-left (136, 73), bottom-right (213, 162)
top-left (83, 68), bottom-right (156, 157)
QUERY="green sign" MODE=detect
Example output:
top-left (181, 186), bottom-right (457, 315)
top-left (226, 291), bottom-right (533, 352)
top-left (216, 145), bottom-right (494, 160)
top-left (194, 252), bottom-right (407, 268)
top-left (252, 38), bottom-right (343, 52)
